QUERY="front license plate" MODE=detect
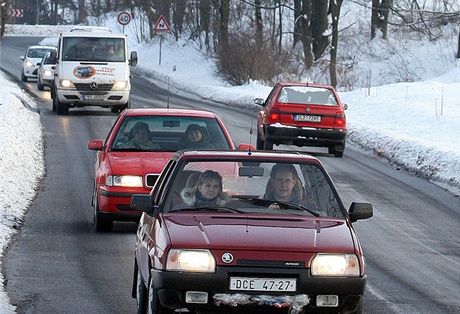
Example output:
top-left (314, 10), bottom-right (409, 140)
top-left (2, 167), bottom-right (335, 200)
top-left (83, 95), bottom-right (104, 101)
top-left (229, 277), bottom-right (296, 292)
top-left (293, 114), bottom-right (321, 122)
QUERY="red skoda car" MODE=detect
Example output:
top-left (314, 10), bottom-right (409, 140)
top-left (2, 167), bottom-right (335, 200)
top-left (87, 108), bottom-right (237, 232)
top-left (131, 150), bottom-right (373, 313)
top-left (256, 82), bottom-right (348, 157)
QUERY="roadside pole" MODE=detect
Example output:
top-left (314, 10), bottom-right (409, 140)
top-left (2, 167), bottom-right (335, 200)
top-left (153, 15), bottom-right (170, 66)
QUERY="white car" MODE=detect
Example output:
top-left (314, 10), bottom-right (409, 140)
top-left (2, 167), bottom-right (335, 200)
top-left (37, 51), bottom-right (57, 91)
top-left (20, 45), bottom-right (56, 82)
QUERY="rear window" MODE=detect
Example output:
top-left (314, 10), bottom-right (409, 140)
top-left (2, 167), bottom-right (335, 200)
top-left (27, 48), bottom-right (55, 59)
top-left (278, 86), bottom-right (338, 106)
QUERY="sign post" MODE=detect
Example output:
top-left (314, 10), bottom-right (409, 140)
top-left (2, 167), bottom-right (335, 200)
top-left (153, 15), bottom-right (170, 66)
top-left (117, 11), bottom-right (132, 34)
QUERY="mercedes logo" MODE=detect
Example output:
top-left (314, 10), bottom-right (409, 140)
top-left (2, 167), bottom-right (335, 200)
top-left (221, 253), bottom-right (233, 263)
top-left (90, 82), bottom-right (98, 89)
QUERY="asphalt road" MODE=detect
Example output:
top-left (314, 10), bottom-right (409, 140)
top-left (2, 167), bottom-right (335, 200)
top-left (1, 36), bottom-right (459, 314)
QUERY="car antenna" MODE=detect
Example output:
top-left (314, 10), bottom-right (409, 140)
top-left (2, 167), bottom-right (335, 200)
top-left (247, 120), bottom-right (254, 156)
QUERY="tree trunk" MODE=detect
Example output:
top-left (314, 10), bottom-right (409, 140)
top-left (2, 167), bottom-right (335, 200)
top-left (457, 27), bottom-right (460, 58)
top-left (329, 0), bottom-right (343, 87)
top-left (371, 0), bottom-right (392, 39)
top-left (218, 0), bottom-right (229, 49)
top-left (78, 0), bottom-right (86, 24)
top-left (0, 0), bottom-right (8, 39)
top-left (311, 0), bottom-right (328, 60)
top-left (254, 0), bottom-right (263, 49)
top-left (199, 0), bottom-right (211, 50)
top-left (173, 0), bottom-right (185, 40)
top-left (134, 0), bottom-right (157, 39)
top-left (300, 0), bottom-right (313, 69)
top-left (293, 0), bottom-right (301, 47)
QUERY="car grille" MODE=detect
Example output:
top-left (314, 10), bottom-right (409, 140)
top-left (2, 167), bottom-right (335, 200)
top-left (74, 83), bottom-right (113, 91)
top-left (145, 174), bottom-right (159, 188)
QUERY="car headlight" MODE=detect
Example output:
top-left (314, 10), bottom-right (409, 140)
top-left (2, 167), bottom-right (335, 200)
top-left (43, 70), bottom-right (53, 77)
top-left (25, 60), bottom-right (33, 67)
top-left (60, 79), bottom-right (74, 88)
top-left (166, 249), bottom-right (216, 273)
top-left (113, 80), bottom-right (128, 90)
top-left (311, 254), bottom-right (360, 276)
top-left (106, 175), bottom-right (143, 187)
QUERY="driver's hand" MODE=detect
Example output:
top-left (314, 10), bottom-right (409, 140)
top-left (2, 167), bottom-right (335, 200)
top-left (268, 202), bottom-right (280, 209)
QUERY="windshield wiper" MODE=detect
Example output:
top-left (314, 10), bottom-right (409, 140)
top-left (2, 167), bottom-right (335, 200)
top-left (232, 196), bottom-right (320, 217)
top-left (171, 206), bottom-right (242, 213)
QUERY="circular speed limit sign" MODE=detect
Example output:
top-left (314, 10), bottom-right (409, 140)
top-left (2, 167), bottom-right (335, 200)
top-left (117, 12), bottom-right (131, 26)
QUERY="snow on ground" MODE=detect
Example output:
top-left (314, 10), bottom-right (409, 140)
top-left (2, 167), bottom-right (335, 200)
top-left (0, 15), bottom-right (459, 311)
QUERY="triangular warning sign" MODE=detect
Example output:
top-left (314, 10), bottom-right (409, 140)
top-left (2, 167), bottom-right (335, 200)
top-left (154, 15), bottom-right (170, 32)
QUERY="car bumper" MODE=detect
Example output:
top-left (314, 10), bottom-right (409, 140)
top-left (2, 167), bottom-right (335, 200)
top-left (97, 188), bottom-right (145, 221)
top-left (150, 266), bottom-right (365, 313)
top-left (57, 89), bottom-right (129, 106)
top-left (265, 124), bottom-right (346, 147)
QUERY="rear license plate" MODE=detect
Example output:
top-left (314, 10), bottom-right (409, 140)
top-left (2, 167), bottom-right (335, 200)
top-left (293, 114), bottom-right (321, 122)
top-left (229, 277), bottom-right (296, 292)
top-left (83, 95), bottom-right (104, 101)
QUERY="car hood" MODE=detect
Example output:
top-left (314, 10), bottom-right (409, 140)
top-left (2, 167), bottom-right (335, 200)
top-left (107, 152), bottom-right (173, 175)
top-left (163, 214), bottom-right (355, 253)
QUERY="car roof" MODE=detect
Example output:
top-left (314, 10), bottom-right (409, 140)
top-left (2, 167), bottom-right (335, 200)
top-left (123, 108), bottom-right (219, 118)
top-left (28, 45), bottom-right (57, 50)
top-left (277, 82), bottom-right (334, 89)
top-left (175, 150), bottom-right (322, 164)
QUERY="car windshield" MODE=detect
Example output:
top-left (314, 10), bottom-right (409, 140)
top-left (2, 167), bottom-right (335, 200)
top-left (62, 37), bottom-right (125, 62)
top-left (278, 86), bottom-right (338, 106)
top-left (163, 160), bottom-right (345, 219)
top-left (27, 48), bottom-right (55, 59)
top-left (110, 116), bottom-right (232, 152)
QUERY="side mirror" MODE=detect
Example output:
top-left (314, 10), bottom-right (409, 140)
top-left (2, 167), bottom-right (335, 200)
top-left (254, 98), bottom-right (265, 106)
top-left (238, 143), bottom-right (256, 151)
top-left (87, 139), bottom-right (104, 151)
top-left (130, 194), bottom-right (154, 213)
top-left (51, 66), bottom-right (56, 70)
top-left (348, 202), bottom-right (373, 223)
top-left (343, 103), bottom-right (348, 110)
top-left (19, 56), bottom-right (25, 61)
top-left (37, 62), bottom-right (41, 66)
top-left (129, 51), bottom-right (138, 66)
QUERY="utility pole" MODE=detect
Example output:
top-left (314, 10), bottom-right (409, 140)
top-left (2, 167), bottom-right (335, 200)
top-left (36, 0), bottom-right (39, 25)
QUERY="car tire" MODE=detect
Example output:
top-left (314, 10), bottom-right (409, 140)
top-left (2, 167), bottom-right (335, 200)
top-left (329, 144), bottom-right (345, 158)
top-left (93, 191), bottom-right (113, 232)
top-left (147, 275), bottom-right (173, 314)
top-left (21, 71), bottom-right (27, 82)
top-left (135, 265), bottom-right (148, 314)
top-left (350, 300), bottom-right (363, 314)
top-left (37, 78), bottom-right (44, 91)
top-left (56, 97), bottom-right (69, 115)
top-left (263, 138), bottom-right (273, 150)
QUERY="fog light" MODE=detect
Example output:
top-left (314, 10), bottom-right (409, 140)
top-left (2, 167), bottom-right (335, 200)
top-left (185, 291), bottom-right (208, 304)
top-left (316, 295), bottom-right (338, 307)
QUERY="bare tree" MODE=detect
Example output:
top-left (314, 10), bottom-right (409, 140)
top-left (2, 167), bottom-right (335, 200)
top-left (457, 26), bottom-right (460, 58)
top-left (329, 0), bottom-right (343, 87)
top-left (0, 0), bottom-right (8, 39)
top-left (78, 0), bottom-right (86, 24)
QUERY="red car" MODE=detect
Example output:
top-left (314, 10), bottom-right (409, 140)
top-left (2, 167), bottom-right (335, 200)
top-left (256, 82), bottom-right (348, 157)
top-left (131, 150), bottom-right (373, 313)
top-left (87, 108), bottom-right (239, 232)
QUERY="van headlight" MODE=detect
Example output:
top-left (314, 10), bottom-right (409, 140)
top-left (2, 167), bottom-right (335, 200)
top-left (311, 254), bottom-right (360, 276)
top-left (113, 80), bottom-right (128, 90)
top-left (43, 70), bottom-right (53, 77)
top-left (166, 249), bottom-right (216, 273)
top-left (60, 79), bottom-right (74, 88)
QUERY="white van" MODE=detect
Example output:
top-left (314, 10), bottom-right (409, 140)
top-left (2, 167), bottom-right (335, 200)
top-left (52, 27), bottom-right (137, 115)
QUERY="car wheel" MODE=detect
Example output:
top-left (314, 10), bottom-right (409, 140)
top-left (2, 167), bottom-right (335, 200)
top-left (56, 97), bottom-right (69, 115)
top-left (136, 265), bottom-right (148, 314)
top-left (21, 71), bottom-right (27, 82)
top-left (111, 106), bottom-right (120, 113)
top-left (350, 300), bottom-right (363, 314)
top-left (329, 144), bottom-right (345, 158)
top-left (147, 275), bottom-right (173, 314)
top-left (93, 191), bottom-right (113, 232)
top-left (37, 78), bottom-right (44, 91)
top-left (256, 133), bottom-right (264, 150)
top-left (263, 138), bottom-right (273, 150)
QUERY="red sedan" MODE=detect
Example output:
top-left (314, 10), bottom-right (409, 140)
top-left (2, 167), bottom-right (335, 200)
top-left (87, 108), bottom-right (238, 232)
top-left (131, 150), bottom-right (373, 313)
top-left (255, 82), bottom-right (348, 157)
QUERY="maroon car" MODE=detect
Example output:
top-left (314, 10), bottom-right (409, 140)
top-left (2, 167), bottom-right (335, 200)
top-left (131, 150), bottom-right (373, 313)
top-left (256, 82), bottom-right (348, 157)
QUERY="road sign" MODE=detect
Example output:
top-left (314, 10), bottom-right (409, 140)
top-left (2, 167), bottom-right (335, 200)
top-left (153, 15), bottom-right (170, 32)
top-left (117, 12), bottom-right (131, 26)
top-left (9, 8), bottom-right (23, 18)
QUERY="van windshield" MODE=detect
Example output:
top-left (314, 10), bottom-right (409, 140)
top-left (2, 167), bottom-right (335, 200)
top-left (62, 37), bottom-right (125, 62)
